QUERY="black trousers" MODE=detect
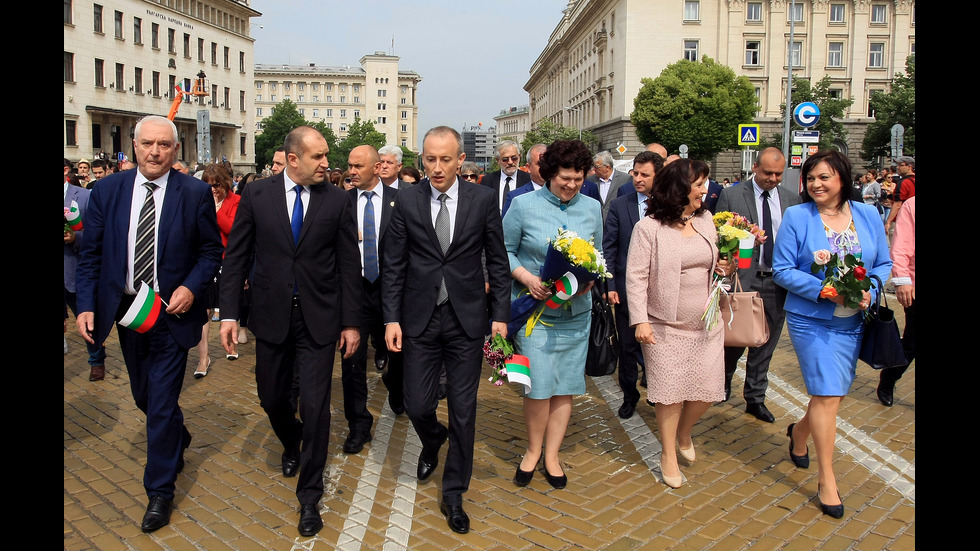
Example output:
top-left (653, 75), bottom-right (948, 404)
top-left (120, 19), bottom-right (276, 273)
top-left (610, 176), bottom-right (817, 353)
top-left (402, 302), bottom-right (482, 505)
top-left (724, 272), bottom-right (788, 404)
top-left (614, 298), bottom-right (643, 405)
top-left (255, 299), bottom-right (336, 506)
top-left (880, 299), bottom-right (916, 384)
top-left (340, 278), bottom-right (381, 434)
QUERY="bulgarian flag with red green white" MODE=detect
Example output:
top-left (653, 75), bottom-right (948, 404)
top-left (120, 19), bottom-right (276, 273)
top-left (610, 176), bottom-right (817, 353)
top-left (737, 237), bottom-right (755, 269)
top-left (119, 281), bottom-right (163, 333)
top-left (65, 200), bottom-right (83, 231)
top-left (504, 354), bottom-right (531, 394)
top-left (544, 272), bottom-right (578, 309)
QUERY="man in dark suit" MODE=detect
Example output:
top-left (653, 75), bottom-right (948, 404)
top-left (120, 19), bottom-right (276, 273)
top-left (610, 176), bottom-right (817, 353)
top-left (503, 143), bottom-right (601, 217)
top-left (219, 126), bottom-right (364, 537)
top-left (603, 151), bottom-right (664, 418)
top-left (75, 116), bottom-right (223, 532)
top-left (588, 150), bottom-right (633, 219)
top-left (704, 178), bottom-right (724, 214)
top-left (716, 147), bottom-right (800, 423)
top-left (379, 144), bottom-right (415, 192)
top-left (339, 145), bottom-right (402, 457)
top-left (384, 126), bottom-right (511, 534)
top-left (483, 140), bottom-right (531, 213)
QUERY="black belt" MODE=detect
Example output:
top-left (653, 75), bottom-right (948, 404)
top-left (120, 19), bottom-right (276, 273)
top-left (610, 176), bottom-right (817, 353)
top-left (756, 271), bottom-right (774, 278)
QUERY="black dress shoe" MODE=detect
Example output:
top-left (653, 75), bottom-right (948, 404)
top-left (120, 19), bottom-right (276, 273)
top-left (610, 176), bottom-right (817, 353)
top-left (618, 401), bottom-right (637, 419)
top-left (343, 431), bottom-right (372, 454)
top-left (282, 449), bottom-right (300, 478)
top-left (746, 402), bottom-right (776, 423)
top-left (543, 467), bottom-right (567, 489)
top-left (298, 504), bottom-right (323, 536)
top-left (817, 485), bottom-right (844, 519)
top-left (417, 428), bottom-right (448, 481)
top-left (439, 501), bottom-right (470, 534)
top-left (513, 465), bottom-right (534, 487)
top-left (375, 355), bottom-right (388, 372)
top-left (876, 380), bottom-right (894, 407)
top-left (140, 496), bottom-right (173, 533)
top-left (177, 431), bottom-right (191, 473)
top-left (786, 423), bottom-right (810, 468)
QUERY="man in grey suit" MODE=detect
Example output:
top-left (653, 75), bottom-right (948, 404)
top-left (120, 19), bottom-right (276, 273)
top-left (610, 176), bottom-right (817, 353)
top-left (587, 150), bottom-right (633, 220)
top-left (716, 147), bottom-right (800, 423)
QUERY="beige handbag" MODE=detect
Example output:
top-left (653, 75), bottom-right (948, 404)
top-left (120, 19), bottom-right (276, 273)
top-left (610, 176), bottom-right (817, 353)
top-left (719, 273), bottom-right (770, 348)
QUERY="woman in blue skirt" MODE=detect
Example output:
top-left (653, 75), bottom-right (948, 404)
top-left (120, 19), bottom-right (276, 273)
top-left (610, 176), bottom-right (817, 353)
top-left (773, 150), bottom-right (892, 518)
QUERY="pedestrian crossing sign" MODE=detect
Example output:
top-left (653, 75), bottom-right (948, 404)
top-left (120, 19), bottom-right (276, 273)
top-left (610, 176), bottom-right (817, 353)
top-left (738, 124), bottom-right (760, 146)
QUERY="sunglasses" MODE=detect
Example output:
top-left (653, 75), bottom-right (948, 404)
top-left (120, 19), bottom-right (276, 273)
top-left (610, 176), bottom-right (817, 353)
top-left (499, 156), bottom-right (520, 163)
top-left (344, 178), bottom-right (352, 183)
top-left (461, 173), bottom-right (478, 180)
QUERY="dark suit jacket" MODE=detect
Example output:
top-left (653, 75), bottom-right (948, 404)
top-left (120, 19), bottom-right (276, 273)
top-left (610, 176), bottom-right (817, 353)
top-left (587, 169), bottom-right (633, 218)
top-left (65, 184), bottom-right (91, 293)
top-left (383, 180), bottom-right (510, 339)
top-left (483, 170), bottom-right (531, 212)
top-left (715, 177), bottom-right (801, 283)
top-left (75, 169), bottom-right (223, 349)
top-left (704, 179), bottom-right (724, 214)
top-left (502, 181), bottom-right (536, 218)
top-left (602, 191), bottom-right (645, 295)
top-left (219, 173), bottom-right (364, 345)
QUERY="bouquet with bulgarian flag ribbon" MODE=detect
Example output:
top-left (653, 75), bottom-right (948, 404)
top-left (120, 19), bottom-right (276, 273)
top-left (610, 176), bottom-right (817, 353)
top-left (508, 227), bottom-right (612, 337)
top-left (65, 200), bottom-right (83, 235)
top-left (483, 334), bottom-right (532, 393)
top-left (702, 211), bottom-right (768, 330)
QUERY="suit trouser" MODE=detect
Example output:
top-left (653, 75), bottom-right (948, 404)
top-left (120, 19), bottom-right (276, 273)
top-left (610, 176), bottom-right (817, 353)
top-left (340, 278), bottom-right (380, 434)
top-left (117, 320), bottom-right (191, 501)
top-left (255, 299), bottom-right (335, 506)
top-left (879, 300), bottom-right (916, 384)
top-left (403, 301), bottom-right (482, 506)
top-left (724, 272), bottom-right (788, 405)
top-left (65, 287), bottom-right (108, 366)
top-left (614, 299), bottom-right (643, 405)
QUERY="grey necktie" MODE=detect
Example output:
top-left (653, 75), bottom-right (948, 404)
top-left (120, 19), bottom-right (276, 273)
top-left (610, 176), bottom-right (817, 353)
top-left (133, 182), bottom-right (157, 289)
top-left (435, 193), bottom-right (450, 304)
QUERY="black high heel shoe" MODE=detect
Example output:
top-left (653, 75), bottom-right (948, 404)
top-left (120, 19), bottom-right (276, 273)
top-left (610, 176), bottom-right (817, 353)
top-left (817, 484), bottom-right (844, 519)
top-left (543, 466), bottom-right (567, 489)
top-left (514, 465), bottom-right (534, 487)
top-left (786, 423), bottom-right (810, 468)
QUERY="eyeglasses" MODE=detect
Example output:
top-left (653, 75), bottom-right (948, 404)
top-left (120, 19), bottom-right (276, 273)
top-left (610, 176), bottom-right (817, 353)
top-left (499, 156), bottom-right (520, 163)
top-left (209, 183), bottom-right (222, 188)
top-left (344, 178), bottom-right (352, 183)
top-left (461, 173), bottom-right (478, 180)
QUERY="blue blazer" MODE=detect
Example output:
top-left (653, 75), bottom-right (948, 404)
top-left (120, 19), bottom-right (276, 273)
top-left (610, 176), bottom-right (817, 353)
top-left (76, 169), bottom-right (224, 348)
top-left (602, 191), bottom-right (645, 295)
top-left (773, 201), bottom-right (892, 320)
top-left (64, 184), bottom-right (91, 293)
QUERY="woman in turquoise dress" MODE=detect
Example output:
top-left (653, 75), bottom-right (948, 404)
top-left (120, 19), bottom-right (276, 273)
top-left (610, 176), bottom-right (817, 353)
top-left (502, 140), bottom-right (602, 490)
top-left (773, 150), bottom-right (892, 519)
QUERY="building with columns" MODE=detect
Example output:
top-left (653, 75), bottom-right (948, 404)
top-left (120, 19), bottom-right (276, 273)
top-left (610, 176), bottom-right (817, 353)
top-left (253, 53), bottom-right (423, 153)
top-left (525, 0), bottom-right (914, 166)
top-left (64, 0), bottom-right (261, 173)
top-left (494, 105), bottom-right (531, 146)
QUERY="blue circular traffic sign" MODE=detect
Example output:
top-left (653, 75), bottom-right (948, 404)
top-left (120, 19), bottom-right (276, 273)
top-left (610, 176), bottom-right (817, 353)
top-left (794, 102), bottom-right (820, 127)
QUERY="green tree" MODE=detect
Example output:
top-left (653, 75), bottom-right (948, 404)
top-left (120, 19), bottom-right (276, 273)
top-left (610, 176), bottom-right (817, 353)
top-left (861, 56), bottom-right (915, 163)
top-left (760, 75), bottom-right (855, 151)
top-left (399, 146), bottom-right (417, 169)
top-left (631, 56), bottom-right (757, 159)
top-left (332, 118), bottom-right (387, 169)
top-left (254, 99), bottom-right (305, 168)
top-left (519, 120), bottom-right (596, 155)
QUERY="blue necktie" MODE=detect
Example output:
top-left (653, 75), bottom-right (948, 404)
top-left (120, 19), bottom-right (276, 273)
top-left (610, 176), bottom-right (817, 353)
top-left (362, 191), bottom-right (379, 283)
top-left (291, 185), bottom-right (303, 245)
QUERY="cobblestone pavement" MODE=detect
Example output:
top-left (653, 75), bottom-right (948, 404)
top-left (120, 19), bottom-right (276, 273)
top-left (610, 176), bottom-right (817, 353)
top-left (65, 300), bottom-right (914, 550)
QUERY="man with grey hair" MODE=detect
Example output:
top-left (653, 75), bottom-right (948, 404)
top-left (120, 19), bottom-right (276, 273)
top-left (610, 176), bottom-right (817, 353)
top-left (587, 150), bottom-right (633, 219)
top-left (484, 140), bottom-right (530, 213)
top-left (884, 155), bottom-right (914, 235)
top-left (379, 145), bottom-right (414, 190)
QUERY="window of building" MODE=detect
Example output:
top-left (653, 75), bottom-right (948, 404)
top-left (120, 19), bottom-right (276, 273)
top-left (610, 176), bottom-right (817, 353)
top-left (340, 124), bottom-right (347, 132)
top-left (93, 4), bottom-right (103, 32)
top-left (134, 67), bottom-right (142, 93)
top-left (867, 90), bottom-right (881, 117)
top-left (198, 38), bottom-right (204, 61)
top-left (353, 84), bottom-right (360, 92)
top-left (379, 103), bottom-right (385, 110)
top-left (401, 124), bottom-right (408, 132)
top-left (169, 74), bottom-right (176, 96)
top-left (353, 110), bottom-right (360, 119)
top-left (224, 46), bottom-right (229, 68)
top-left (151, 22), bottom-right (159, 48)
top-left (240, 134), bottom-right (247, 156)
top-left (790, 41), bottom-right (802, 67)
top-left (114, 10), bottom-right (123, 39)
top-left (754, 86), bottom-right (762, 108)
top-left (64, 51), bottom-right (74, 82)
top-left (828, 42), bottom-right (843, 67)
top-left (401, 110), bottom-right (408, 119)
top-left (312, 95), bottom-right (318, 102)
top-left (256, 82), bottom-right (263, 89)
top-left (401, 139), bottom-right (407, 147)
top-left (340, 84), bottom-right (346, 92)
top-left (378, 89), bottom-right (386, 97)
top-left (211, 42), bottom-right (217, 64)
top-left (152, 71), bottom-right (160, 96)
top-left (256, 107), bottom-right (262, 116)
top-left (92, 123), bottom-right (101, 149)
top-left (354, 96), bottom-right (360, 103)
top-left (829, 89), bottom-right (842, 100)
top-left (401, 97), bottom-right (407, 104)
top-left (168, 28), bottom-right (175, 53)
top-left (683, 40), bottom-right (699, 61)
top-left (869, 42), bottom-right (884, 67)
top-left (65, 0), bottom-right (73, 24)
top-left (284, 82), bottom-right (291, 90)
top-left (327, 122), bottom-right (333, 129)
top-left (183, 33), bottom-right (190, 58)
top-left (745, 41), bottom-right (761, 66)
top-left (299, 108), bottom-right (305, 117)
top-left (115, 63), bottom-right (124, 89)
top-left (240, 51), bottom-right (245, 72)
top-left (326, 95), bottom-right (332, 102)
top-left (133, 17), bottom-right (142, 44)
top-left (340, 96), bottom-right (346, 103)
top-left (313, 83), bottom-right (319, 91)
top-left (326, 109), bottom-right (332, 117)
top-left (256, 94), bottom-right (261, 101)
top-left (312, 109), bottom-right (319, 117)
top-left (746, 2), bottom-right (762, 22)
top-left (377, 117), bottom-right (386, 124)
top-left (224, 87), bottom-right (230, 109)
top-left (340, 109), bottom-right (347, 118)
top-left (66, 119), bottom-right (77, 146)
top-left (95, 59), bottom-right (104, 87)
top-left (871, 4), bottom-right (887, 24)
top-left (788, 3), bottom-right (803, 22)
top-left (684, 1), bottom-right (699, 21)
top-left (829, 4), bottom-right (845, 23)
top-left (401, 85), bottom-right (407, 94)
top-left (326, 83), bottom-right (333, 90)
top-left (270, 94), bottom-right (276, 102)
top-left (211, 84), bottom-right (217, 107)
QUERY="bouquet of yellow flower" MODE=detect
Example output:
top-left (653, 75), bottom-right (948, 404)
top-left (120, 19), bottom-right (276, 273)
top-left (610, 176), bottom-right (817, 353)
top-left (508, 227), bottom-right (612, 337)
top-left (702, 212), bottom-right (768, 330)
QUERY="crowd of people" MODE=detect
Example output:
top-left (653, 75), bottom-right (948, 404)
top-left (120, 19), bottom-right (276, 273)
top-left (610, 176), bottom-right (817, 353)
top-left (65, 117), bottom-right (915, 537)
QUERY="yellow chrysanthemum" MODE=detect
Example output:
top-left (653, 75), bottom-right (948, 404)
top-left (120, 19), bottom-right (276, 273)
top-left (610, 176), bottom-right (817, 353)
top-left (567, 238), bottom-right (594, 262)
top-left (713, 211), bottom-right (734, 228)
top-left (717, 224), bottom-right (751, 240)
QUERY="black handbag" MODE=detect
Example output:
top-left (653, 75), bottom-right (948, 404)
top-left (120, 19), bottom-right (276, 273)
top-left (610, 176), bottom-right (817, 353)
top-left (586, 282), bottom-right (619, 377)
top-left (859, 275), bottom-right (908, 370)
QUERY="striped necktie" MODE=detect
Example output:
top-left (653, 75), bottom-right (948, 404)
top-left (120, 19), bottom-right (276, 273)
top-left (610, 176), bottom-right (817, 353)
top-left (133, 182), bottom-right (157, 289)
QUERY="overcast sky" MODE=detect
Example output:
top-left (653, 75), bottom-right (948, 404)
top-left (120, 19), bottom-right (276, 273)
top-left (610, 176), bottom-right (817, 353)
top-left (249, 0), bottom-right (569, 146)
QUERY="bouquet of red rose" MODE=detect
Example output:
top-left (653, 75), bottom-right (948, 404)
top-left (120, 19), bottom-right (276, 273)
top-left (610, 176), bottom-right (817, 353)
top-left (810, 249), bottom-right (873, 310)
top-left (483, 333), bottom-right (531, 393)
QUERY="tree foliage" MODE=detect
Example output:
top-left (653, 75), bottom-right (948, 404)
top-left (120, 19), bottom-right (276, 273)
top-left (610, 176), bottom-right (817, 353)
top-left (631, 56), bottom-right (757, 159)
top-left (254, 99), bottom-right (339, 169)
top-left (861, 56), bottom-right (915, 162)
top-left (399, 146), bottom-right (417, 169)
top-left (518, 119), bottom-right (596, 156)
top-left (331, 118), bottom-right (387, 170)
top-left (760, 75), bottom-right (855, 151)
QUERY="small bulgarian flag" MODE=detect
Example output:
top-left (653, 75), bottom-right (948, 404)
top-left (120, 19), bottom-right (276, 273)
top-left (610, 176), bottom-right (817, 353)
top-left (737, 237), bottom-right (755, 270)
top-left (544, 271), bottom-right (578, 309)
top-left (119, 281), bottom-right (163, 333)
top-left (65, 201), bottom-right (83, 231)
top-left (504, 354), bottom-right (531, 394)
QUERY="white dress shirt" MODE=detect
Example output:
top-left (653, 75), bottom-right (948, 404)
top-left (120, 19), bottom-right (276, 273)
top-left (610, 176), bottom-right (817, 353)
top-left (126, 170), bottom-right (169, 294)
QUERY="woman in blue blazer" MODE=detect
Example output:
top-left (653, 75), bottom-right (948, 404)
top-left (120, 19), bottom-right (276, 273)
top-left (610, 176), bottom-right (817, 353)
top-left (773, 151), bottom-right (891, 519)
